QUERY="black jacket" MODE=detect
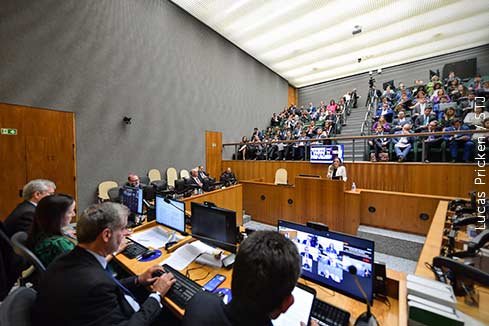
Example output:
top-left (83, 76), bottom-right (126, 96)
top-left (4, 200), bottom-right (36, 237)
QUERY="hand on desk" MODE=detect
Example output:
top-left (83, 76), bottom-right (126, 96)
top-left (151, 271), bottom-right (176, 297)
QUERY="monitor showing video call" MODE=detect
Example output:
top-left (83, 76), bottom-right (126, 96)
top-left (278, 220), bottom-right (374, 304)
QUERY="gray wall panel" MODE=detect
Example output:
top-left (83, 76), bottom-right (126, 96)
top-left (299, 44), bottom-right (489, 109)
top-left (0, 0), bottom-right (288, 210)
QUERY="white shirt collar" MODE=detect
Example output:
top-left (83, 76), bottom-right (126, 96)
top-left (85, 248), bottom-right (108, 269)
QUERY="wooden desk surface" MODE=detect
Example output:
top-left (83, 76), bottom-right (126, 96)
top-left (115, 223), bottom-right (404, 325)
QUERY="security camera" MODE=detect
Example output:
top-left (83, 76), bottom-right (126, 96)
top-left (357, 58), bottom-right (362, 63)
top-left (123, 116), bottom-right (132, 125)
top-left (377, 68), bottom-right (382, 74)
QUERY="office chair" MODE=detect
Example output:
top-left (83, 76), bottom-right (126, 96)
top-left (180, 169), bottom-right (190, 179)
top-left (0, 223), bottom-right (26, 300)
top-left (0, 286), bottom-right (37, 326)
top-left (107, 187), bottom-right (121, 202)
top-left (97, 181), bottom-right (118, 202)
top-left (274, 168), bottom-right (288, 185)
top-left (11, 232), bottom-right (46, 274)
top-left (166, 167), bottom-right (178, 188)
top-left (148, 169), bottom-right (162, 183)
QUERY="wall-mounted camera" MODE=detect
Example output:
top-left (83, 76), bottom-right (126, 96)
top-left (123, 116), bottom-right (132, 125)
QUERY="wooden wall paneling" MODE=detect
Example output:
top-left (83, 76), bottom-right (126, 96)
top-left (23, 107), bottom-right (76, 200)
top-left (0, 104), bottom-right (27, 219)
top-left (205, 131), bottom-right (222, 180)
top-left (182, 185), bottom-right (243, 225)
top-left (359, 191), bottom-right (442, 235)
top-left (288, 85), bottom-right (297, 106)
top-left (223, 160), bottom-right (476, 198)
top-left (343, 191), bottom-right (361, 235)
top-left (295, 177), bottom-right (346, 232)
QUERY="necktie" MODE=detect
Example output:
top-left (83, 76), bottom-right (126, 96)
top-left (105, 267), bottom-right (136, 300)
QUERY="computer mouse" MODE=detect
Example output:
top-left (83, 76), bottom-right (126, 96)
top-left (214, 288), bottom-right (232, 304)
top-left (141, 250), bottom-right (157, 259)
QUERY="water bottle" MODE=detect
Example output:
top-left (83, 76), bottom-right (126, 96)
top-left (351, 182), bottom-right (357, 192)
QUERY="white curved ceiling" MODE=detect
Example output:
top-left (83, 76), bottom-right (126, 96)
top-left (171, 0), bottom-right (489, 87)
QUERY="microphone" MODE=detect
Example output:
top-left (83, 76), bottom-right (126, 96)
top-left (348, 266), bottom-right (378, 326)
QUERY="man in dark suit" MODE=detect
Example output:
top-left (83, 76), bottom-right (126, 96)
top-left (32, 202), bottom-right (176, 326)
top-left (186, 169), bottom-right (203, 190)
top-left (414, 106), bottom-right (436, 131)
top-left (183, 231), bottom-right (301, 326)
top-left (4, 179), bottom-right (56, 237)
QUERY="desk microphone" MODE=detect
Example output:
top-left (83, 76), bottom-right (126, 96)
top-left (348, 266), bottom-right (378, 326)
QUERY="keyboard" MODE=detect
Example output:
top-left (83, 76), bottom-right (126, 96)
top-left (162, 264), bottom-right (203, 308)
top-left (311, 298), bottom-right (350, 326)
top-left (121, 241), bottom-right (148, 259)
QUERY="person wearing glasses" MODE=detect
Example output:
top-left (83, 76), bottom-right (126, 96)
top-left (4, 179), bottom-right (56, 237)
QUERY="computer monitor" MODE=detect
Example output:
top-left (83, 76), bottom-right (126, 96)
top-left (155, 195), bottom-right (185, 233)
top-left (190, 202), bottom-right (237, 253)
top-left (121, 186), bottom-right (143, 215)
top-left (310, 145), bottom-right (344, 164)
top-left (278, 220), bottom-right (375, 304)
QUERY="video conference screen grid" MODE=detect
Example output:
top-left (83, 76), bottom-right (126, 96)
top-left (278, 220), bottom-right (374, 303)
top-left (121, 186), bottom-right (143, 215)
top-left (155, 196), bottom-right (185, 233)
top-left (309, 145), bottom-right (344, 164)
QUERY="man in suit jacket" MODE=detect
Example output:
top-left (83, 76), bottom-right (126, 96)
top-left (32, 202), bottom-right (176, 326)
top-left (4, 179), bottom-right (56, 237)
top-left (186, 169), bottom-right (203, 189)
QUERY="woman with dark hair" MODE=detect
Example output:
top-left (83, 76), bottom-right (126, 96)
top-left (326, 157), bottom-right (347, 181)
top-left (27, 194), bottom-right (76, 267)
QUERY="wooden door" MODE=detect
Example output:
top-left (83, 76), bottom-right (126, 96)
top-left (205, 131), bottom-right (222, 180)
top-left (0, 104), bottom-right (76, 220)
top-left (0, 104), bottom-right (27, 219)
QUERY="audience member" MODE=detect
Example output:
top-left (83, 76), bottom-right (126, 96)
top-left (183, 231), bottom-right (301, 326)
top-left (393, 124), bottom-right (414, 162)
top-left (27, 194), bottom-right (76, 267)
top-left (126, 173), bottom-right (145, 189)
top-left (187, 168), bottom-right (203, 189)
top-left (369, 126), bottom-right (390, 161)
top-left (327, 157), bottom-right (347, 181)
top-left (464, 106), bottom-right (485, 127)
top-left (4, 179), bottom-right (56, 237)
top-left (444, 119), bottom-right (475, 163)
top-left (32, 202), bottom-right (176, 326)
top-left (414, 106), bottom-right (436, 131)
top-left (423, 121), bottom-right (443, 163)
top-left (220, 167), bottom-right (237, 186)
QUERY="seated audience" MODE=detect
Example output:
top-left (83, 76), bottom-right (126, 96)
top-left (414, 106), bottom-right (436, 131)
top-left (464, 106), bottom-right (485, 127)
top-left (369, 126), bottom-right (390, 161)
top-left (426, 75), bottom-right (443, 96)
top-left (327, 99), bottom-right (338, 114)
top-left (470, 74), bottom-right (483, 92)
top-left (27, 194), bottom-right (76, 267)
top-left (423, 121), bottom-right (443, 163)
top-left (444, 119), bottom-right (475, 163)
top-left (220, 167), bottom-right (237, 186)
top-left (409, 96), bottom-right (429, 118)
top-left (197, 165), bottom-right (210, 182)
top-left (440, 106), bottom-right (457, 128)
top-left (393, 124), bottom-right (414, 162)
top-left (4, 179), bottom-right (56, 237)
top-left (472, 118), bottom-right (489, 143)
top-left (183, 231), bottom-right (301, 325)
top-left (327, 157), bottom-right (347, 181)
top-left (372, 116), bottom-right (391, 133)
top-left (392, 111), bottom-right (410, 131)
top-left (32, 202), bottom-right (176, 326)
top-left (376, 102), bottom-right (394, 122)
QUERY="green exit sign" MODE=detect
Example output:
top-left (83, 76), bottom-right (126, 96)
top-left (1, 128), bottom-right (17, 135)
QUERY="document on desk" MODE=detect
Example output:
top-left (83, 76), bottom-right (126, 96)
top-left (162, 240), bottom-right (223, 270)
top-left (129, 227), bottom-right (182, 249)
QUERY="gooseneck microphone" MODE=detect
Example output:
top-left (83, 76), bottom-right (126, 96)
top-left (348, 266), bottom-right (378, 326)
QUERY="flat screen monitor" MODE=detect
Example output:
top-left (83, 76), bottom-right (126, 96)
top-left (155, 195), bottom-right (185, 233)
top-left (310, 145), bottom-right (344, 164)
top-left (121, 186), bottom-right (143, 215)
top-left (190, 202), bottom-right (237, 253)
top-left (278, 220), bottom-right (374, 304)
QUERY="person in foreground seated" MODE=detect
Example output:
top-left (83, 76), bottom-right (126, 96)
top-left (326, 157), bottom-right (347, 181)
top-left (220, 167), bottom-right (237, 186)
top-left (27, 194), bottom-right (76, 267)
top-left (182, 231), bottom-right (301, 326)
top-left (4, 179), bottom-right (56, 237)
top-left (32, 202), bottom-right (176, 326)
top-left (393, 123), bottom-right (414, 162)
